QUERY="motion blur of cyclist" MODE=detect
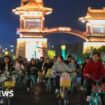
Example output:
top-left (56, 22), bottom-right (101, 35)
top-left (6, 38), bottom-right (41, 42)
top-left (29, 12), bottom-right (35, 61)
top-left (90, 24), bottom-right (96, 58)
top-left (83, 52), bottom-right (105, 102)
top-left (52, 55), bottom-right (70, 93)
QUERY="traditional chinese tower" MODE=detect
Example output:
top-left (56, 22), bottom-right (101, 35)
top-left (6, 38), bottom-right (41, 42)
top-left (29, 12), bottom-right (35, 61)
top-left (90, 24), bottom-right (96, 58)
top-left (79, 7), bottom-right (105, 53)
top-left (12, 0), bottom-right (52, 60)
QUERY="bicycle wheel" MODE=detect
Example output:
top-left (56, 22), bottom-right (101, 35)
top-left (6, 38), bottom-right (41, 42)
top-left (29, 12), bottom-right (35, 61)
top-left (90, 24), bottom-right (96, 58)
top-left (48, 79), bottom-right (52, 92)
top-left (64, 89), bottom-right (69, 105)
top-left (58, 98), bottom-right (62, 105)
top-left (89, 96), bottom-right (96, 105)
top-left (97, 96), bottom-right (102, 105)
top-left (89, 95), bottom-right (102, 105)
top-left (4, 97), bottom-right (10, 105)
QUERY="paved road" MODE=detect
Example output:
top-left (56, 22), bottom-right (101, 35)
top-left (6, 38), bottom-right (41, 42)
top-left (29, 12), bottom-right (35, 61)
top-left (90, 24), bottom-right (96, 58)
top-left (12, 83), bottom-right (88, 105)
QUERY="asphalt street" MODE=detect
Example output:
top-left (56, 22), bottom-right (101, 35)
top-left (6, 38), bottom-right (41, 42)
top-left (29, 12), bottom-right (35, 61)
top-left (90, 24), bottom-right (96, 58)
top-left (11, 83), bottom-right (88, 105)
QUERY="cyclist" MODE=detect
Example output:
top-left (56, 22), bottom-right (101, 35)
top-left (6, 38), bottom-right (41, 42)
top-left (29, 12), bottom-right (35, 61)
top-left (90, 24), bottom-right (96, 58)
top-left (14, 58), bottom-right (25, 88)
top-left (0, 56), bottom-right (14, 77)
top-left (42, 58), bottom-right (53, 75)
top-left (26, 58), bottom-right (39, 91)
top-left (83, 52), bottom-right (105, 102)
top-left (81, 57), bottom-right (90, 90)
top-left (52, 55), bottom-right (70, 94)
top-left (0, 56), bottom-right (14, 103)
top-left (68, 57), bottom-right (78, 92)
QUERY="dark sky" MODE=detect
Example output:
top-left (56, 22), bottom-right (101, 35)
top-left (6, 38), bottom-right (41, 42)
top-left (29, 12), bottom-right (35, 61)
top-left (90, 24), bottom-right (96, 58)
top-left (0, 0), bottom-right (105, 48)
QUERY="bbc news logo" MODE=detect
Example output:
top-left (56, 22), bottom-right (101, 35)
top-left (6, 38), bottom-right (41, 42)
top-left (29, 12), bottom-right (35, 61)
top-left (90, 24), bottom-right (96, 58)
top-left (0, 90), bottom-right (14, 97)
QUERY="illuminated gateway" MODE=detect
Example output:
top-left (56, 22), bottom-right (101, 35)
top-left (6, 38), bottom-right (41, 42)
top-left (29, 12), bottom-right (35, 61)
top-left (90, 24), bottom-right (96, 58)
top-left (13, 0), bottom-right (105, 59)
top-left (79, 7), bottom-right (105, 53)
top-left (12, 0), bottom-right (52, 60)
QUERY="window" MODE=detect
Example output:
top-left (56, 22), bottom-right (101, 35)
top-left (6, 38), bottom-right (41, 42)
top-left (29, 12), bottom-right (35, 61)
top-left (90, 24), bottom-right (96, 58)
top-left (26, 18), bottom-right (41, 29)
top-left (92, 25), bottom-right (105, 34)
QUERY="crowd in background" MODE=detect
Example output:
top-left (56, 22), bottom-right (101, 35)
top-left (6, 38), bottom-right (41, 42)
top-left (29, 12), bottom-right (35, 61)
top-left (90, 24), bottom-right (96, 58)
top-left (0, 52), bottom-right (105, 103)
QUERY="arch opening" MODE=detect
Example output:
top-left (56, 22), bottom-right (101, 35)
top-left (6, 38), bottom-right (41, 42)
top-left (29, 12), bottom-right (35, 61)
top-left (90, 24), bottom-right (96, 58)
top-left (45, 33), bottom-right (86, 56)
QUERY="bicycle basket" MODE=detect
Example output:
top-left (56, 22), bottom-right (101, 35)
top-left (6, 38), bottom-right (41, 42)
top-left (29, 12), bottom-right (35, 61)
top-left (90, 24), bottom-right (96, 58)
top-left (60, 72), bottom-right (71, 87)
top-left (38, 71), bottom-right (45, 79)
top-left (4, 81), bottom-right (15, 88)
top-left (46, 69), bottom-right (53, 78)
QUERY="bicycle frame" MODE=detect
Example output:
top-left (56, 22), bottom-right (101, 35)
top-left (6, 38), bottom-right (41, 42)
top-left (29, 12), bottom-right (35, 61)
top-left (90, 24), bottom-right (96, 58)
top-left (56, 72), bottom-right (71, 105)
top-left (89, 82), bottom-right (105, 105)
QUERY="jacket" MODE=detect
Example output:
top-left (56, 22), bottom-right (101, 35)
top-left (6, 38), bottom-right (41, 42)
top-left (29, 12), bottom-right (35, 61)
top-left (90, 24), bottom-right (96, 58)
top-left (83, 60), bottom-right (105, 80)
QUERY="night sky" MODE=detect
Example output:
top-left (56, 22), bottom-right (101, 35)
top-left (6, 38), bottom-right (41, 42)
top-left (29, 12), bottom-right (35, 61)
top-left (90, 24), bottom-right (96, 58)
top-left (0, 0), bottom-right (105, 49)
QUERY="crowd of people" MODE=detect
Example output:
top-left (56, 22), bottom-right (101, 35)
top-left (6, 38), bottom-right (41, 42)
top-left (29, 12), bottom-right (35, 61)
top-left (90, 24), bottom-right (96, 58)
top-left (0, 52), bottom-right (105, 103)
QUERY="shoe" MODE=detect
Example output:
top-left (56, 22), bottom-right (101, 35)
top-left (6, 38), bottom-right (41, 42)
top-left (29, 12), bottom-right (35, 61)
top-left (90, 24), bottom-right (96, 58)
top-left (86, 96), bottom-right (91, 102)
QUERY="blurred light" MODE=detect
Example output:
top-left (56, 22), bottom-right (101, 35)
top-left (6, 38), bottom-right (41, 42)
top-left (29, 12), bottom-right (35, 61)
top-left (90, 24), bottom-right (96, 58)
top-left (5, 51), bottom-right (9, 55)
top-left (48, 50), bottom-right (56, 59)
top-left (11, 49), bottom-right (14, 52)
top-left (5, 48), bottom-right (8, 50)
top-left (61, 45), bottom-right (66, 50)
top-left (10, 45), bottom-right (14, 48)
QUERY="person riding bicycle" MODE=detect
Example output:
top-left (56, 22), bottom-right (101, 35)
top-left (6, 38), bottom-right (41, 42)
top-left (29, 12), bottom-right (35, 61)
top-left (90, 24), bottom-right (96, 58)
top-left (0, 56), bottom-right (14, 104)
top-left (26, 58), bottom-right (39, 91)
top-left (81, 57), bottom-right (90, 90)
top-left (68, 58), bottom-right (79, 92)
top-left (0, 56), bottom-right (14, 77)
top-left (83, 52), bottom-right (105, 102)
top-left (52, 55), bottom-right (70, 94)
top-left (14, 58), bottom-right (25, 88)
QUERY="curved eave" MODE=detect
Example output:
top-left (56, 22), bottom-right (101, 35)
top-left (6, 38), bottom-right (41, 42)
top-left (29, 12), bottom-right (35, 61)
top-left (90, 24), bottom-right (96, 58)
top-left (13, 7), bottom-right (52, 15)
top-left (84, 16), bottom-right (105, 20)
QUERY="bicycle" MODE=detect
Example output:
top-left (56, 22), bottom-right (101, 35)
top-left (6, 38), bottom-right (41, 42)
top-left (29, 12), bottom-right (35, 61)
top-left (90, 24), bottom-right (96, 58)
top-left (3, 76), bottom-right (15, 105)
top-left (89, 81), bottom-right (105, 105)
top-left (45, 69), bottom-right (53, 93)
top-left (0, 74), bottom-right (7, 104)
top-left (55, 72), bottom-right (71, 105)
